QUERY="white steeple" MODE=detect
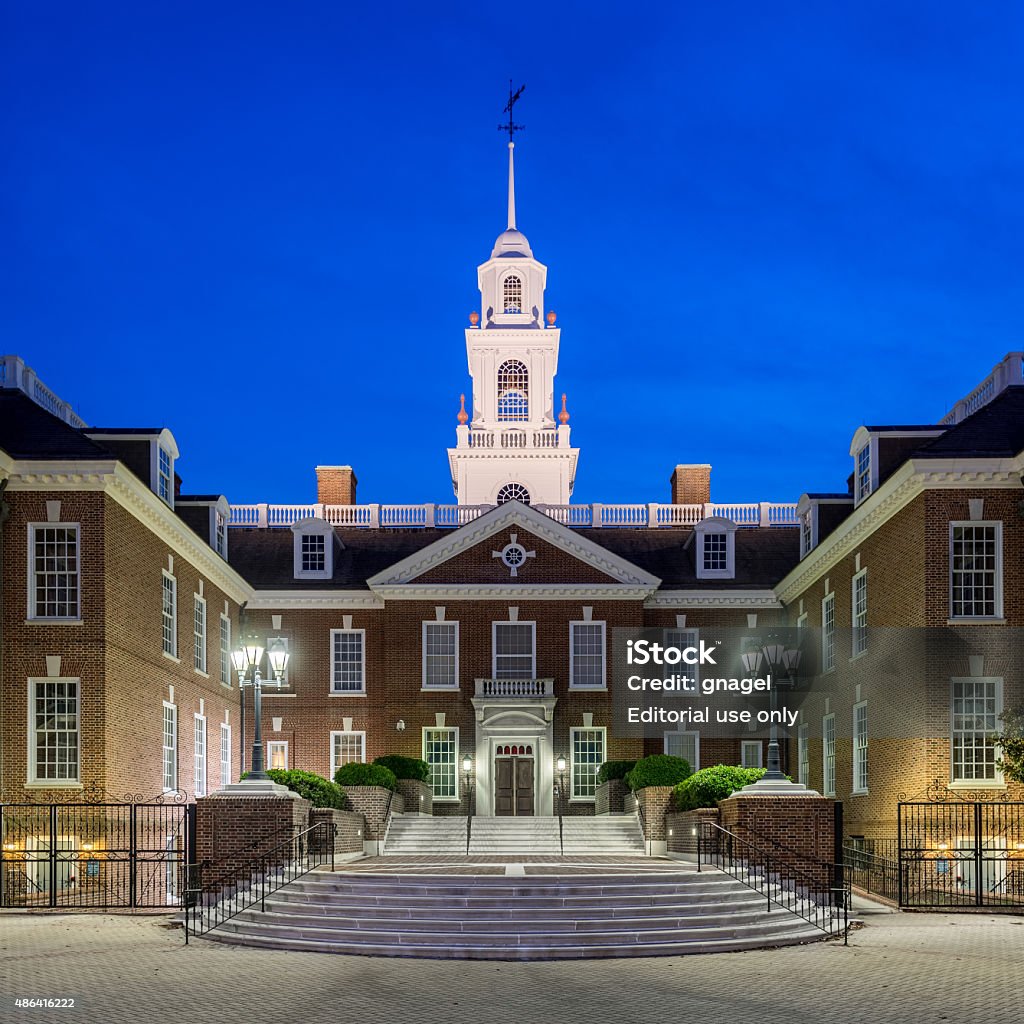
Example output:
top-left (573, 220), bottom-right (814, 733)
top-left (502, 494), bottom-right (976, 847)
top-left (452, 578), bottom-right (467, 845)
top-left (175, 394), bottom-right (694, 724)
top-left (447, 135), bottom-right (579, 507)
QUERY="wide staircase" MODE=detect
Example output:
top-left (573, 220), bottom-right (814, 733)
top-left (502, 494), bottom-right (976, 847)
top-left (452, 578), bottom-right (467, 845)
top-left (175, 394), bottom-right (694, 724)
top-left (383, 815), bottom-right (645, 857)
top-left (201, 867), bottom-right (830, 958)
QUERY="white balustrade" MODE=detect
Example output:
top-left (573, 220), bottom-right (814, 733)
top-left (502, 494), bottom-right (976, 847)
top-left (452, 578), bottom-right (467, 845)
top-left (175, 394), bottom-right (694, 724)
top-left (941, 352), bottom-right (1024, 424)
top-left (475, 678), bottom-right (554, 698)
top-left (228, 500), bottom-right (799, 530)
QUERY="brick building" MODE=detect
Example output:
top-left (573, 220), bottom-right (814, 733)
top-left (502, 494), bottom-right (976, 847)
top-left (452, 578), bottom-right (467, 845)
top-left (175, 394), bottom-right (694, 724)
top-left (2, 142), bottom-right (1022, 851)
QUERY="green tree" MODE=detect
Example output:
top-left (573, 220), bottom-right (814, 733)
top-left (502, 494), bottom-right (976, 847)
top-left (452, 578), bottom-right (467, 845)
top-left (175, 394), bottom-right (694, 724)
top-left (994, 707), bottom-right (1024, 785)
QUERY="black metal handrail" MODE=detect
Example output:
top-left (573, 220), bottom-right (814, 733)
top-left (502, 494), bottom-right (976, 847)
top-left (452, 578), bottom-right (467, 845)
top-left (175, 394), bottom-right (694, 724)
top-left (698, 821), bottom-right (849, 943)
top-left (634, 798), bottom-right (647, 853)
top-left (182, 821), bottom-right (334, 944)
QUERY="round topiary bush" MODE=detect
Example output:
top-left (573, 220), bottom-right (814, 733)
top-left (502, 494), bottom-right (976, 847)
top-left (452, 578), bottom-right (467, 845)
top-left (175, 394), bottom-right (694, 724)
top-left (672, 765), bottom-right (767, 811)
top-left (333, 762), bottom-right (397, 791)
top-left (624, 754), bottom-right (692, 791)
top-left (372, 754), bottom-right (430, 782)
top-left (239, 768), bottom-right (346, 809)
top-left (596, 760), bottom-right (638, 785)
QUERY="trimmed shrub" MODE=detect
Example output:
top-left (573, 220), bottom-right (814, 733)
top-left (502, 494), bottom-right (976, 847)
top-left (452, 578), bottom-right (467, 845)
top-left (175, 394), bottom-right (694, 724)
top-left (624, 754), bottom-right (692, 791)
top-left (372, 754), bottom-right (430, 783)
top-left (239, 768), bottom-right (346, 809)
top-left (334, 762), bottom-right (397, 791)
top-left (596, 760), bottom-right (637, 785)
top-left (672, 765), bottom-right (767, 811)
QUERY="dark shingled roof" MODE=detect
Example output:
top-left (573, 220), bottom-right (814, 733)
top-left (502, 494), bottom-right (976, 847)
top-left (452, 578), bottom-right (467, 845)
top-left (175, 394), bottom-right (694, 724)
top-left (178, 494), bottom-right (223, 503)
top-left (913, 387), bottom-right (1024, 459)
top-left (227, 522), bottom-right (800, 591)
top-left (84, 427), bottom-right (164, 435)
top-left (0, 392), bottom-right (113, 461)
top-left (863, 424), bottom-right (945, 432)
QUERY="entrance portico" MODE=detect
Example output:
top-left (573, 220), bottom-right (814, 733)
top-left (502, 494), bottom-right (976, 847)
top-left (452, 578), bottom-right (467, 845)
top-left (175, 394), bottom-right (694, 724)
top-left (471, 678), bottom-right (557, 817)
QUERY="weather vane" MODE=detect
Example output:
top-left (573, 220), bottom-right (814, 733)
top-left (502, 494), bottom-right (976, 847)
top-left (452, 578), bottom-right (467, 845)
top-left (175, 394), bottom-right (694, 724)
top-left (499, 80), bottom-right (525, 142)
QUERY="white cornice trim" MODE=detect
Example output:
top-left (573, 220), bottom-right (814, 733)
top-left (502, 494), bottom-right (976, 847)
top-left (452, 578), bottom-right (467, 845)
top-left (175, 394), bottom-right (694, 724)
top-left (372, 584), bottom-right (657, 601)
top-left (246, 591), bottom-right (385, 610)
top-left (775, 456), bottom-right (1024, 605)
top-left (6, 458), bottom-right (252, 604)
top-left (366, 501), bottom-right (662, 590)
top-left (644, 590), bottom-right (782, 609)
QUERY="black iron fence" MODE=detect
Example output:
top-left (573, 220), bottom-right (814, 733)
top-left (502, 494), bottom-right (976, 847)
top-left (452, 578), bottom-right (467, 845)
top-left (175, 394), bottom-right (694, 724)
top-left (697, 820), bottom-right (849, 942)
top-left (0, 800), bottom-right (195, 909)
top-left (183, 820), bottom-right (334, 943)
top-left (898, 801), bottom-right (1024, 909)
top-left (842, 842), bottom-right (899, 903)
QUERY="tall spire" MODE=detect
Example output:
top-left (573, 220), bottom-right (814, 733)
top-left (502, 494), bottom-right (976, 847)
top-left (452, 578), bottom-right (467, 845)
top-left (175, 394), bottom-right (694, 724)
top-left (507, 142), bottom-right (516, 230)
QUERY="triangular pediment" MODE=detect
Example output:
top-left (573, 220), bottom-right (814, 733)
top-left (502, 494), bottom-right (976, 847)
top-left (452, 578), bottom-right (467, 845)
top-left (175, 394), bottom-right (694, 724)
top-left (366, 502), bottom-right (661, 593)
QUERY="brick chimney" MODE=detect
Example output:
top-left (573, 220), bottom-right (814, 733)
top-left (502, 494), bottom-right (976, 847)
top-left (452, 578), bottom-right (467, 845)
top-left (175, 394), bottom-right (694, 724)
top-left (670, 464), bottom-right (711, 505)
top-left (316, 465), bottom-right (357, 505)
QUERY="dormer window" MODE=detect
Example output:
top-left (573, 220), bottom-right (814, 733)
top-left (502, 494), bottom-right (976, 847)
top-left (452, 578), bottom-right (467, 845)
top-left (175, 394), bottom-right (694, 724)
top-left (158, 446), bottom-right (173, 503)
top-left (800, 511), bottom-right (813, 558)
top-left (503, 274), bottom-right (523, 313)
top-left (291, 518), bottom-right (335, 580)
top-left (694, 516), bottom-right (737, 580)
top-left (302, 535), bottom-right (325, 572)
top-left (497, 360), bottom-right (529, 421)
top-left (855, 443), bottom-right (871, 503)
top-left (214, 503), bottom-right (229, 559)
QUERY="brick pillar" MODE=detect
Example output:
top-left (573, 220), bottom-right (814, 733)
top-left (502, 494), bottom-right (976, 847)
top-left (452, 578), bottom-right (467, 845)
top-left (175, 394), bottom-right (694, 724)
top-left (669, 464), bottom-right (711, 505)
top-left (195, 793), bottom-right (311, 890)
top-left (316, 465), bottom-right (358, 505)
top-left (718, 793), bottom-right (836, 891)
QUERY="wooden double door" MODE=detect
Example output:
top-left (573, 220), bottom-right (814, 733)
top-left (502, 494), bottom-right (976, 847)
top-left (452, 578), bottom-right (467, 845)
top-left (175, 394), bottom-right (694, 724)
top-left (494, 746), bottom-right (535, 816)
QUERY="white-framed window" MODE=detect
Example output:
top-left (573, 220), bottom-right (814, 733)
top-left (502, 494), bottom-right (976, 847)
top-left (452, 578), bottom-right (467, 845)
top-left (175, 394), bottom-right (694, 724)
top-left (695, 517), bottom-right (737, 580)
top-left (162, 701), bottom-right (178, 792)
top-left (951, 677), bottom-right (1003, 783)
top-left (740, 740), bottom-right (763, 769)
top-left (571, 727), bottom-right (606, 800)
top-left (703, 533), bottom-right (728, 571)
top-left (423, 727), bottom-right (458, 801)
top-left (219, 615), bottom-right (231, 686)
top-left (28, 678), bottom-right (80, 784)
top-left (161, 571), bottom-right (177, 658)
top-left (496, 359), bottom-right (529, 421)
top-left (570, 621), bottom-right (606, 689)
top-left (799, 507), bottom-right (816, 558)
top-left (331, 731), bottom-right (366, 773)
top-left (422, 621), bottom-right (459, 689)
top-left (949, 522), bottom-right (1002, 619)
top-left (157, 445), bottom-right (173, 504)
top-left (267, 740), bottom-right (288, 771)
top-left (665, 628), bottom-right (701, 687)
top-left (664, 730), bottom-right (699, 771)
top-left (496, 482), bottom-right (531, 505)
top-left (502, 274), bottom-right (523, 313)
top-left (851, 569), bottom-right (868, 658)
top-left (330, 629), bottom-right (365, 693)
top-left (854, 443), bottom-right (872, 504)
top-left (193, 595), bottom-right (207, 674)
top-left (852, 701), bottom-right (868, 794)
top-left (214, 511), bottom-right (228, 558)
top-left (492, 621), bottom-right (536, 678)
top-left (265, 637), bottom-right (290, 686)
top-left (291, 518), bottom-right (334, 580)
top-left (220, 723), bottom-right (232, 787)
top-left (822, 714), bottom-right (836, 797)
top-left (194, 714), bottom-right (207, 798)
top-left (798, 724), bottom-right (810, 787)
top-left (28, 524), bottom-right (81, 620)
top-left (821, 592), bottom-right (835, 672)
top-left (796, 611), bottom-right (808, 631)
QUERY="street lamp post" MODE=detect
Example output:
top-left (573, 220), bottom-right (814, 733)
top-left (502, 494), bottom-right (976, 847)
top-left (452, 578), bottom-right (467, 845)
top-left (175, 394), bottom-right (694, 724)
top-left (556, 754), bottom-right (567, 815)
top-left (462, 754), bottom-right (473, 817)
top-left (741, 637), bottom-right (801, 782)
top-left (232, 638), bottom-right (289, 782)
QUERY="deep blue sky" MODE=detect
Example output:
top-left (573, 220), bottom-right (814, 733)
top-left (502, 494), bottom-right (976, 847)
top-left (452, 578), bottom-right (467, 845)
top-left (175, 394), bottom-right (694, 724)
top-left (3, 3), bottom-right (1022, 505)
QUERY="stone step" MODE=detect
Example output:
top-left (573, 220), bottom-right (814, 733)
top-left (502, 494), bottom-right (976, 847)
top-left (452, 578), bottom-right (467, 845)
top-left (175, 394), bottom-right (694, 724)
top-left (197, 864), bottom-right (835, 959)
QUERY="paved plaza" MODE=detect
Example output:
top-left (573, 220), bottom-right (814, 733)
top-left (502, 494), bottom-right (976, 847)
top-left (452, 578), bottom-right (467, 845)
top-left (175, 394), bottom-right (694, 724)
top-left (1, 900), bottom-right (1022, 1024)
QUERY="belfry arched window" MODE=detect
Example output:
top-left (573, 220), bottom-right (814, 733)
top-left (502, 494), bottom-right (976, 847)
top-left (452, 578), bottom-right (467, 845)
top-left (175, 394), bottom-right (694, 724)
top-left (496, 483), bottom-right (531, 506)
top-left (503, 274), bottom-right (523, 313)
top-left (497, 359), bottom-right (529, 421)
